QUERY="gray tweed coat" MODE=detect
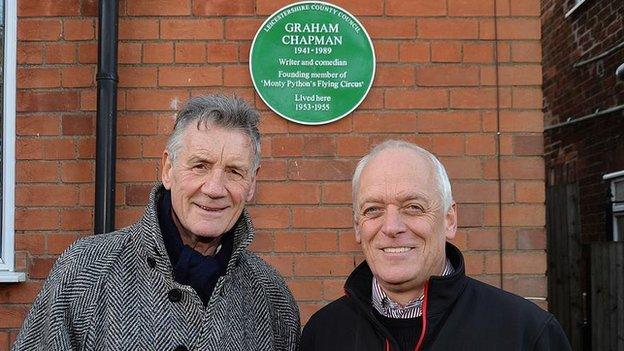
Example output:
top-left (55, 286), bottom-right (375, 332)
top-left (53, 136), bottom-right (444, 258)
top-left (13, 185), bottom-right (300, 351)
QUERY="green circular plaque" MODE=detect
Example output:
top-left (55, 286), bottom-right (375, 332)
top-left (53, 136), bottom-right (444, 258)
top-left (250, 1), bottom-right (375, 125)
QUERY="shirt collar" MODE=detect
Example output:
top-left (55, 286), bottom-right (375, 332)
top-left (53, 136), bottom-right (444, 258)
top-left (371, 257), bottom-right (454, 319)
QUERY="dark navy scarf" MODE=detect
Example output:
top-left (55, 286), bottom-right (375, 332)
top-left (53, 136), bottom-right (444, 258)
top-left (157, 190), bottom-right (234, 306)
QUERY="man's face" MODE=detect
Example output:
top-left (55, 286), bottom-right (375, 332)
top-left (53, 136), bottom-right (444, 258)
top-left (354, 148), bottom-right (457, 296)
top-left (161, 123), bottom-right (256, 241)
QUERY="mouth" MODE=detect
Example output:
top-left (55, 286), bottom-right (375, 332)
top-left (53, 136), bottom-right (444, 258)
top-left (381, 247), bottom-right (413, 253)
top-left (196, 203), bottom-right (228, 212)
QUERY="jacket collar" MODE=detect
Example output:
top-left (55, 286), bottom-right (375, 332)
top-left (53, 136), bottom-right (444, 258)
top-left (133, 183), bottom-right (255, 277)
top-left (344, 242), bottom-right (468, 318)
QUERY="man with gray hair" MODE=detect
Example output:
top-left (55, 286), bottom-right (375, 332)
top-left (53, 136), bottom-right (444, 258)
top-left (14, 95), bottom-right (300, 351)
top-left (301, 140), bottom-right (570, 351)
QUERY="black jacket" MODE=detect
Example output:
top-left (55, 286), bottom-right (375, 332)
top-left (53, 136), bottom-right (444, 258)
top-left (301, 243), bottom-right (571, 351)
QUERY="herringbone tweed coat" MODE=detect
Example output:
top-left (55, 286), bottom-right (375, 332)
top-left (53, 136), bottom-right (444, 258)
top-left (13, 184), bottom-right (300, 351)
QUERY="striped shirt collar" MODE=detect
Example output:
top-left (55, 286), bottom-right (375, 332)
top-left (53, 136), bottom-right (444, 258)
top-left (371, 258), bottom-right (454, 319)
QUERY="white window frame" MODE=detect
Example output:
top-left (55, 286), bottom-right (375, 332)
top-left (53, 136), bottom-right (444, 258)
top-left (0, 0), bottom-right (24, 282)
top-left (565, 0), bottom-right (590, 18)
top-left (604, 170), bottom-right (624, 242)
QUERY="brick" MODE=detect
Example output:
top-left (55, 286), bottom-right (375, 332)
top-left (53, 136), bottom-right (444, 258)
top-left (29, 257), bottom-right (57, 279)
top-left (61, 66), bottom-right (95, 88)
top-left (223, 65), bottom-right (252, 87)
top-left (292, 207), bottom-right (353, 228)
top-left (512, 88), bottom-right (542, 109)
top-left (375, 66), bottom-right (415, 86)
top-left (161, 19), bottom-right (223, 40)
top-left (294, 255), bottom-right (355, 276)
top-left (17, 67), bottom-right (61, 88)
top-left (43, 138), bottom-right (76, 159)
top-left (15, 209), bottom-right (59, 230)
top-left (60, 209), bottom-right (93, 230)
top-left (18, 19), bottom-right (62, 41)
top-left (18, 43), bottom-right (44, 64)
top-left (126, 90), bottom-right (189, 110)
top-left (78, 43), bottom-right (97, 63)
top-left (497, 19), bottom-right (541, 40)
top-left (0, 282), bottom-right (42, 304)
top-left (274, 231), bottom-right (305, 252)
top-left (16, 184), bottom-right (79, 206)
top-left (15, 233), bottom-right (47, 254)
top-left (47, 233), bottom-right (79, 255)
top-left (81, 0), bottom-right (98, 16)
top-left (119, 19), bottom-right (159, 40)
top-left (143, 43), bottom-right (174, 64)
top-left (119, 43), bottom-right (142, 64)
top-left (431, 135), bottom-right (465, 156)
top-left (288, 160), bottom-right (355, 181)
top-left (386, 0), bottom-right (446, 15)
top-left (159, 67), bottom-right (222, 87)
top-left (448, 0), bottom-right (494, 16)
top-left (417, 111), bottom-right (481, 132)
top-left (321, 182), bottom-right (352, 204)
top-left (115, 208), bottom-right (145, 228)
top-left (360, 18), bottom-right (416, 39)
top-left (206, 43), bottom-right (239, 63)
top-left (398, 42), bottom-right (430, 62)
top-left (0, 306), bottom-right (29, 328)
top-left (353, 112), bottom-right (417, 133)
top-left (453, 181), bottom-right (499, 203)
top-left (513, 135), bottom-right (543, 155)
top-left (463, 43), bottom-right (494, 63)
top-left (502, 251), bottom-right (546, 274)
top-left (336, 135), bottom-right (369, 156)
top-left (247, 231), bottom-right (273, 252)
top-left (441, 157), bottom-right (482, 179)
top-left (330, 0), bottom-right (384, 15)
top-left (193, 0), bottom-right (254, 15)
top-left (17, 115), bottom-right (61, 136)
top-left (258, 255), bottom-right (293, 277)
top-left (45, 43), bottom-right (76, 64)
top-left (63, 19), bottom-right (95, 40)
top-left (18, 0), bottom-right (80, 16)
top-left (62, 114), bottom-right (94, 135)
top-left (450, 88), bottom-right (497, 109)
top-left (118, 67), bottom-right (158, 87)
top-left (498, 65), bottom-right (542, 85)
top-left (127, 0), bottom-right (191, 15)
top-left (511, 42), bottom-right (542, 63)
top-left (510, 0), bottom-right (540, 16)
top-left (257, 160), bottom-right (287, 180)
top-left (374, 41), bottom-right (399, 62)
top-left (60, 160), bottom-right (94, 183)
top-left (175, 43), bottom-right (206, 63)
top-left (431, 42), bottom-right (462, 63)
top-left (116, 160), bottom-right (159, 181)
top-left (117, 136), bottom-right (143, 157)
top-left (306, 231), bottom-right (339, 252)
top-left (479, 19), bottom-right (496, 40)
top-left (418, 19), bottom-right (479, 39)
top-left (466, 134), bottom-right (496, 155)
top-left (16, 161), bottom-right (59, 182)
top-left (288, 279), bottom-right (323, 301)
top-left (142, 135), bottom-right (168, 157)
top-left (224, 18), bottom-right (263, 40)
top-left (417, 65), bottom-right (479, 86)
top-left (125, 184), bottom-right (153, 205)
top-left (247, 207), bottom-right (290, 229)
top-left (500, 157), bottom-right (544, 180)
top-left (500, 111), bottom-right (543, 132)
top-left (339, 230), bottom-right (360, 252)
top-left (385, 88), bottom-right (448, 109)
top-left (504, 276), bottom-right (546, 297)
top-left (501, 203), bottom-right (545, 226)
top-left (515, 181), bottom-right (545, 203)
top-left (286, 117), bottom-right (352, 134)
top-left (17, 91), bottom-right (80, 112)
top-left (517, 228), bottom-right (546, 250)
top-left (467, 229), bottom-right (500, 250)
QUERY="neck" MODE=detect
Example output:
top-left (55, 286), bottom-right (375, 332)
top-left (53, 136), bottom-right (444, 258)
top-left (171, 210), bottom-right (221, 256)
top-left (378, 255), bottom-right (446, 306)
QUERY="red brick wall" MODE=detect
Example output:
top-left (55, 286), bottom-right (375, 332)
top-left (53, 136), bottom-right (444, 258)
top-left (0, 0), bottom-right (545, 348)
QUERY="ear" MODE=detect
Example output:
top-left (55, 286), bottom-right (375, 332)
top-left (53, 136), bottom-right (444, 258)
top-left (444, 202), bottom-right (458, 240)
top-left (245, 166), bottom-right (259, 202)
top-left (161, 150), bottom-right (173, 190)
top-left (354, 214), bottom-right (362, 244)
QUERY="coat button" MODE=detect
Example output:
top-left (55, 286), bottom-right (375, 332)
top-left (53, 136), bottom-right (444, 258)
top-left (173, 346), bottom-right (188, 351)
top-left (146, 257), bottom-right (156, 268)
top-left (168, 288), bottom-right (182, 302)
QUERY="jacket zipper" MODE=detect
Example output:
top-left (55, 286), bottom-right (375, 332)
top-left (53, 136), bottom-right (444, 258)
top-left (382, 281), bottom-right (429, 351)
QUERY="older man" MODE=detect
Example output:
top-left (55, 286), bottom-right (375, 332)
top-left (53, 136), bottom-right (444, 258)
top-left (301, 140), bottom-right (570, 351)
top-left (14, 95), bottom-right (300, 350)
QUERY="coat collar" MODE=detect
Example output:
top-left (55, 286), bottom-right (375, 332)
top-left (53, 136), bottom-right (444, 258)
top-left (133, 183), bottom-right (255, 277)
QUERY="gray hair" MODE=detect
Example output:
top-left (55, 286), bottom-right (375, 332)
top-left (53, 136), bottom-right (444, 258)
top-left (352, 140), bottom-right (453, 216)
top-left (166, 95), bottom-right (261, 171)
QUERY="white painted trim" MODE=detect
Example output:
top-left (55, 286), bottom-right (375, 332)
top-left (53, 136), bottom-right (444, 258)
top-left (0, 271), bottom-right (25, 282)
top-left (0, 0), bottom-right (17, 273)
top-left (564, 0), bottom-right (589, 18)
top-left (603, 170), bottom-right (624, 180)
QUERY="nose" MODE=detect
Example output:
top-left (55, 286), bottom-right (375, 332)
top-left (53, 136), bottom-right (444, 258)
top-left (201, 169), bottom-right (227, 198)
top-left (381, 206), bottom-right (407, 237)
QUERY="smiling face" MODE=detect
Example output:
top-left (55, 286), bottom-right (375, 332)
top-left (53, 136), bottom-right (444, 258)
top-left (354, 148), bottom-right (457, 302)
top-left (161, 123), bottom-right (257, 245)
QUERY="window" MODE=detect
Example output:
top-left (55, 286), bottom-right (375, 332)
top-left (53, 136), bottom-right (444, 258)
top-left (0, 0), bottom-right (21, 282)
top-left (565, 0), bottom-right (590, 18)
top-left (604, 170), bottom-right (624, 242)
